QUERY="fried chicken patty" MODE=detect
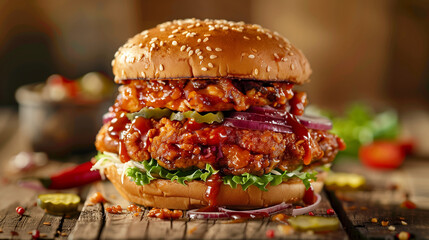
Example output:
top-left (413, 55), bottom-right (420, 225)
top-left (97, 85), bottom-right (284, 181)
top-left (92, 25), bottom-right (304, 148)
top-left (114, 79), bottom-right (307, 114)
top-left (96, 116), bottom-right (342, 176)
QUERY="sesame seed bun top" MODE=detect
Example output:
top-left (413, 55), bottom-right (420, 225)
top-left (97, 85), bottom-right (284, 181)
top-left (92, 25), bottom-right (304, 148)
top-left (112, 19), bottom-right (312, 84)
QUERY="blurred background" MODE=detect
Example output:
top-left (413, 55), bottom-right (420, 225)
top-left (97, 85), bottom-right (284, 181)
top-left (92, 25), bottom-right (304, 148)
top-left (0, 0), bottom-right (428, 157)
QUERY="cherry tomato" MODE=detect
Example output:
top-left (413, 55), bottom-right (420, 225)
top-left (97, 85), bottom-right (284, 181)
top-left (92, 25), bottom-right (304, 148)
top-left (359, 141), bottom-right (406, 169)
top-left (46, 74), bottom-right (79, 98)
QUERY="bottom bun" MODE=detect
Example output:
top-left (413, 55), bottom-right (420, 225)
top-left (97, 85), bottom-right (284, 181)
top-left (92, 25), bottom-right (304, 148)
top-left (104, 165), bottom-right (326, 210)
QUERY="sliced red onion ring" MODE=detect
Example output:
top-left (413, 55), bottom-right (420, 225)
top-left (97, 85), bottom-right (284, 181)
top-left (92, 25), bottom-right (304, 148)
top-left (223, 118), bottom-right (292, 134)
top-left (186, 209), bottom-right (229, 219)
top-left (247, 106), bottom-right (332, 131)
top-left (292, 193), bottom-right (321, 216)
top-left (102, 112), bottom-right (115, 124)
top-left (219, 202), bottom-right (292, 216)
top-left (297, 115), bottom-right (332, 131)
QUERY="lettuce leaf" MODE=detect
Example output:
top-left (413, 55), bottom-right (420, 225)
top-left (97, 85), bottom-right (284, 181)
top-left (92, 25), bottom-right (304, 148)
top-left (124, 157), bottom-right (317, 191)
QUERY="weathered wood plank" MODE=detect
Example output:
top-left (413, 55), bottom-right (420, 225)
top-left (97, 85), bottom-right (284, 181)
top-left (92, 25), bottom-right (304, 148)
top-left (68, 183), bottom-right (104, 240)
top-left (98, 180), bottom-right (149, 240)
top-left (204, 220), bottom-right (247, 240)
top-left (55, 214), bottom-right (80, 240)
top-left (184, 220), bottom-right (211, 240)
top-left (329, 159), bottom-right (429, 239)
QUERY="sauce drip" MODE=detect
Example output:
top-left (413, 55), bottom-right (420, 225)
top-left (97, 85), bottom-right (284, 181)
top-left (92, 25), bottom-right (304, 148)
top-left (284, 113), bottom-right (312, 165)
top-left (107, 112), bottom-right (131, 163)
top-left (303, 185), bottom-right (315, 205)
top-left (205, 173), bottom-right (222, 207)
top-left (289, 91), bottom-right (307, 116)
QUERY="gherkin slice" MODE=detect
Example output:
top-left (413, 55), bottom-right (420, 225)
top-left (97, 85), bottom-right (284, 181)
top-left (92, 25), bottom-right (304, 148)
top-left (126, 107), bottom-right (172, 120)
top-left (288, 216), bottom-right (340, 232)
top-left (170, 111), bottom-right (224, 124)
top-left (37, 193), bottom-right (80, 215)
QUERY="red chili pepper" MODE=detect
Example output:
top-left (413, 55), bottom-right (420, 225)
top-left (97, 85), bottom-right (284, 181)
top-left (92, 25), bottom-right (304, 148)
top-left (39, 161), bottom-right (101, 189)
top-left (308, 211), bottom-right (314, 216)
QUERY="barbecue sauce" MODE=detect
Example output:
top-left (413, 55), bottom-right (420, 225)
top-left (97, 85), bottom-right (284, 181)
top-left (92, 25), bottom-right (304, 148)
top-left (284, 113), bottom-right (312, 165)
top-left (205, 173), bottom-right (222, 207)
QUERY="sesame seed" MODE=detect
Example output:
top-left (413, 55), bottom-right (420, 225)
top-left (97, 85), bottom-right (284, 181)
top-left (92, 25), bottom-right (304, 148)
top-left (282, 57), bottom-right (288, 62)
top-left (197, 38), bottom-right (202, 43)
top-left (215, 48), bottom-right (222, 52)
top-left (206, 46), bottom-right (212, 51)
top-left (251, 48), bottom-right (258, 53)
top-left (172, 41), bottom-right (178, 46)
top-left (208, 62), bottom-right (214, 68)
top-left (288, 52), bottom-right (294, 56)
top-left (197, 51), bottom-right (202, 56)
top-left (267, 66), bottom-right (271, 72)
top-left (172, 29), bottom-right (179, 34)
top-left (195, 22), bottom-right (201, 27)
top-left (151, 43), bottom-right (156, 48)
top-left (248, 54), bottom-right (255, 59)
top-left (222, 26), bottom-right (229, 30)
top-left (204, 34), bottom-right (211, 37)
top-left (254, 68), bottom-right (259, 75)
top-left (256, 36), bottom-right (262, 40)
top-left (243, 36), bottom-right (250, 40)
top-left (186, 46), bottom-right (191, 52)
top-left (210, 55), bottom-right (217, 59)
top-left (168, 35), bottom-right (175, 38)
top-left (199, 55), bottom-right (203, 60)
top-left (160, 28), bottom-right (166, 32)
top-left (201, 67), bottom-right (208, 71)
top-left (195, 49), bottom-right (201, 53)
top-left (203, 37), bottom-right (209, 42)
top-left (273, 53), bottom-right (280, 59)
top-left (159, 64), bottom-right (164, 71)
top-left (142, 35), bottom-right (148, 39)
top-left (180, 45), bottom-right (186, 51)
top-left (182, 31), bottom-right (188, 35)
top-left (160, 41), bottom-right (164, 46)
top-left (111, 60), bottom-right (115, 66)
top-left (291, 64), bottom-right (295, 70)
top-left (151, 37), bottom-right (158, 41)
top-left (278, 44), bottom-right (284, 48)
top-left (140, 71), bottom-right (146, 78)
top-left (187, 24), bottom-right (194, 29)
top-left (188, 50), bottom-right (194, 56)
top-left (138, 43), bottom-right (144, 48)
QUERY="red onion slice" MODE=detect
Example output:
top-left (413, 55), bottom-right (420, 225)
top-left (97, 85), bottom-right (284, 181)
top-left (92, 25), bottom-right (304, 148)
top-left (186, 209), bottom-right (229, 219)
top-left (219, 202), bottom-right (292, 216)
top-left (223, 118), bottom-right (292, 134)
top-left (292, 193), bottom-right (322, 216)
top-left (297, 115), bottom-right (332, 131)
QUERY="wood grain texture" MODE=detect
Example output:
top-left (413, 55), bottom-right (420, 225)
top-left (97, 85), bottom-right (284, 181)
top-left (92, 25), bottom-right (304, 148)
top-left (329, 159), bottom-right (429, 240)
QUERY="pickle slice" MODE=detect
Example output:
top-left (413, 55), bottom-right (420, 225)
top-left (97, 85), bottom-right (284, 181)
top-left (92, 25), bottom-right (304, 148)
top-left (170, 111), bottom-right (224, 124)
top-left (37, 193), bottom-right (80, 215)
top-left (288, 216), bottom-right (340, 232)
top-left (126, 107), bottom-right (172, 121)
top-left (325, 172), bottom-right (366, 189)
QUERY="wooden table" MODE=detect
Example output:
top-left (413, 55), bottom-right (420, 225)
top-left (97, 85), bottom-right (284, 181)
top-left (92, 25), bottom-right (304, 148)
top-left (0, 109), bottom-right (428, 239)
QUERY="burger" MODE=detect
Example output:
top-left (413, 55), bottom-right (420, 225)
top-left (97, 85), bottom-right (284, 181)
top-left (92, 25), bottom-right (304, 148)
top-left (92, 19), bottom-right (345, 210)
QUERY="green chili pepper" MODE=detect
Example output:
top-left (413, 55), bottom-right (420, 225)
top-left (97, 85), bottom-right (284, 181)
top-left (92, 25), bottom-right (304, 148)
top-left (170, 111), bottom-right (224, 124)
top-left (126, 107), bottom-right (172, 120)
